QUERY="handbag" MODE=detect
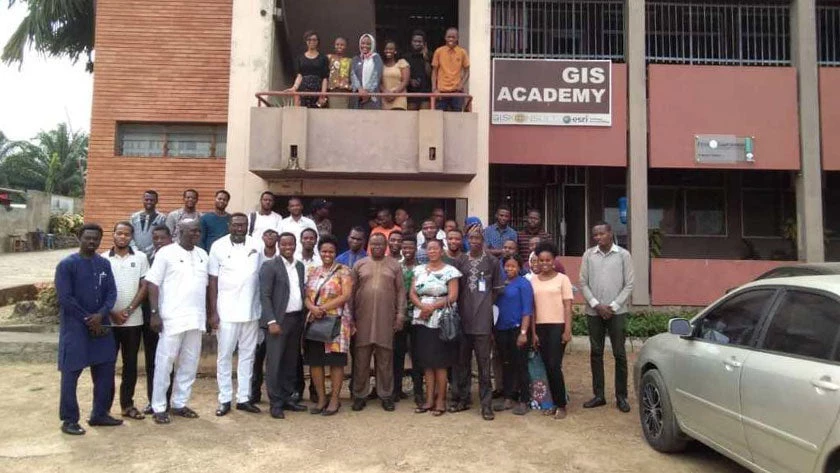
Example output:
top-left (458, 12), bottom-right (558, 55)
top-left (304, 265), bottom-right (341, 343)
top-left (438, 301), bottom-right (461, 342)
top-left (527, 350), bottom-right (555, 410)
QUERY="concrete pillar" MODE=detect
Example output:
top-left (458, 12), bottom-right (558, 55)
top-left (225, 0), bottom-right (276, 213)
top-left (791, 0), bottom-right (825, 262)
top-left (625, 0), bottom-right (650, 305)
top-left (463, 0), bottom-right (491, 223)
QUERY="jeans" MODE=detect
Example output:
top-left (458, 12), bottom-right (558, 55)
top-left (536, 323), bottom-right (567, 408)
top-left (434, 93), bottom-right (463, 112)
top-left (588, 314), bottom-right (628, 399)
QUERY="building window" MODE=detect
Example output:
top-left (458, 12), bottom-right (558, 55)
top-left (646, 1), bottom-right (791, 66)
top-left (818, 1), bottom-right (840, 66)
top-left (649, 187), bottom-right (726, 236)
top-left (741, 171), bottom-right (795, 238)
top-left (824, 172), bottom-right (840, 238)
top-left (117, 124), bottom-right (227, 158)
top-left (491, 0), bottom-right (625, 60)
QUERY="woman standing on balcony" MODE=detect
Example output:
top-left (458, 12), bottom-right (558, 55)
top-left (327, 37), bottom-right (352, 109)
top-left (351, 33), bottom-right (383, 110)
top-left (380, 40), bottom-right (410, 111)
top-left (288, 30), bottom-right (329, 108)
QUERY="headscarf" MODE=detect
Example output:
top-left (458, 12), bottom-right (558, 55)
top-left (463, 216), bottom-right (483, 252)
top-left (359, 33), bottom-right (378, 91)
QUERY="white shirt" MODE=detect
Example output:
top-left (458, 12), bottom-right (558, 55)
top-left (258, 248), bottom-right (278, 268)
top-left (249, 211), bottom-right (282, 238)
top-left (145, 243), bottom-right (209, 335)
top-left (103, 248), bottom-right (149, 327)
top-left (208, 235), bottom-right (261, 323)
top-left (300, 252), bottom-right (322, 279)
top-left (278, 215), bottom-right (318, 259)
top-left (283, 256), bottom-right (303, 313)
top-left (417, 229), bottom-right (448, 250)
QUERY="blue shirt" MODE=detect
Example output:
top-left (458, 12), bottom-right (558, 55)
top-left (495, 276), bottom-right (534, 331)
top-left (200, 213), bottom-right (231, 251)
top-left (484, 223), bottom-right (518, 250)
top-left (499, 259), bottom-right (528, 282)
top-left (336, 248), bottom-right (367, 268)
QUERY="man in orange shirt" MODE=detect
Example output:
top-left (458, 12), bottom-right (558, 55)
top-left (369, 208), bottom-right (402, 257)
top-left (432, 27), bottom-right (470, 112)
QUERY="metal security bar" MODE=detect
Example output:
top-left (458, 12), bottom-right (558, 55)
top-left (491, 0), bottom-right (625, 61)
top-left (646, 1), bottom-right (791, 66)
top-left (818, 2), bottom-right (840, 66)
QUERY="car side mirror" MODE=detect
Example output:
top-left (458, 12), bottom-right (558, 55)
top-left (668, 318), bottom-right (693, 338)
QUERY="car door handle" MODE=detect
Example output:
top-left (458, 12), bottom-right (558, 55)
top-left (722, 358), bottom-right (743, 370)
top-left (812, 377), bottom-right (840, 392)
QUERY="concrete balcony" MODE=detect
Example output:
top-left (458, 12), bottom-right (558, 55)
top-left (248, 106), bottom-right (478, 182)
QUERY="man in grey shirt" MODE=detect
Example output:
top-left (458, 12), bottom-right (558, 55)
top-left (165, 189), bottom-right (201, 243)
top-left (130, 190), bottom-right (166, 255)
top-left (579, 221), bottom-right (634, 413)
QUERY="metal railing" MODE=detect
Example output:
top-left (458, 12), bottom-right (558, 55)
top-left (818, 2), bottom-right (840, 66)
top-left (255, 91), bottom-right (473, 112)
top-left (491, 0), bottom-right (625, 61)
top-left (646, 1), bottom-right (791, 66)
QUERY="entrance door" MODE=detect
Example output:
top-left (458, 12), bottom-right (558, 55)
top-left (562, 185), bottom-right (587, 256)
top-left (375, 0), bottom-right (458, 51)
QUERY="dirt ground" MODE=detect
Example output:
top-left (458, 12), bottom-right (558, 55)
top-left (0, 351), bottom-right (747, 473)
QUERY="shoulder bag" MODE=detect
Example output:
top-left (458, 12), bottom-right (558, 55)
top-left (304, 266), bottom-right (342, 343)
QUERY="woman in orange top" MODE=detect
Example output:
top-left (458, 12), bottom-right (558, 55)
top-left (530, 241), bottom-right (574, 419)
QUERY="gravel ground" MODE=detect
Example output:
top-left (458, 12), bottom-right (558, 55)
top-left (0, 351), bottom-right (748, 473)
top-left (0, 249), bottom-right (74, 290)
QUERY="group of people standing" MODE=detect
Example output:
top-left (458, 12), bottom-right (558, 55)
top-left (287, 27), bottom-right (469, 111)
top-left (55, 189), bottom-right (633, 436)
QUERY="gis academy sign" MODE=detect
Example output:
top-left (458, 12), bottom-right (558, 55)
top-left (492, 59), bottom-right (612, 127)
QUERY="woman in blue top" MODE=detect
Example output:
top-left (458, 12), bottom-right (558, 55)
top-left (494, 254), bottom-right (533, 416)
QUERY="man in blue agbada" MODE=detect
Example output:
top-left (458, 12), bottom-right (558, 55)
top-left (55, 223), bottom-right (122, 435)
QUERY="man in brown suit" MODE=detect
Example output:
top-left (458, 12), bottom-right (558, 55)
top-left (351, 233), bottom-right (406, 412)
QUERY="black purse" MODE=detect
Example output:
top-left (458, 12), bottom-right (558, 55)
top-left (304, 266), bottom-right (341, 343)
top-left (438, 301), bottom-right (461, 342)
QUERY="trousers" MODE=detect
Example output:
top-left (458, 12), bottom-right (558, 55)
top-left (453, 333), bottom-right (493, 409)
top-left (588, 314), bottom-right (628, 398)
top-left (352, 344), bottom-right (393, 400)
top-left (59, 361), bottom-right (115, 423)
top-left (495, 328), bottom-right (530, 403)
top-left (113, 325), bottom-right (143, 409)
top-left (265, 312), bottom-right (304, 408)
top-left (393, 327), bottom-right (423, 396)
top-left (152, 329), bottom-right (203, 413)
top-left (216, 320), bottom-right (259, 404)
top-left (536, 323), bottom-right (568, 407)
top-left (250, 330), bottom-right (266, 402)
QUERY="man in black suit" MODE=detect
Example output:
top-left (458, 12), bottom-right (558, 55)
top-left (259, 232), bottom-right (308, 419)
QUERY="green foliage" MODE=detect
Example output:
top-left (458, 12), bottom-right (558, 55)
top-left (0, 123), bottom-right (87, 196)
top-left (571, 308), bottom-right (698, 338)
top-left (648, 228), bottom-right (664, 258)
top-left (49, 212), bottom-right (83, 235)
top-left (2, 0), bottom-right (95, 71)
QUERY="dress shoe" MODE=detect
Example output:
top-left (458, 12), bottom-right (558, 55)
top-left (236, 402), bottom-right (261, 414)
top-left (481, 407), bottom-right (495, 421)
top-left (616, 397), bottom-right (631, 413)
top-left (61, 422), bottom-right (86, 435)
top-left (270, 406), bottom-right (285, 419)
top-left (583, 396), bottom-right (607, 409)
top-left (282, 402), bottom-right (307, 412)
top-left (215, 402), bottom-right (231, 417)
top-left (366, 389), bottom-right (379, 401)
top-left (351, 398), bottom-right (366, 411)
top-left (88, 415), bottom-right (124, 427)
top-left (382, 399), bottom-right (396, 411)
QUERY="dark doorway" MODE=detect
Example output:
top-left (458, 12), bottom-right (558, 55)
top-left (375, 0), bottom-right (458, 53)
top-left (563, 185), bottom-right (587, 256)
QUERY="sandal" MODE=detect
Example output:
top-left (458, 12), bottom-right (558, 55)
top-left (122, 406), bottom-right (145, 420)
top-left (414, 405), bottom-right (431, 414)
top-left (431, 409), bottom-right (445, 417)
top-left (170, 407), bottom-right (199, 419)
top-left (152, 412), bottom-right (171, 424)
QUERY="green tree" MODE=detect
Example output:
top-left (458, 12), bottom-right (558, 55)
top-left (2, 0), bottom-right (95, 72)
top-left (1, 123), bottom-right (88, 196)
top-left (0, 131), bottom-right (23, 186)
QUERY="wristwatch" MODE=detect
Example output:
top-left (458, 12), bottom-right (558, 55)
top-left (151, 308), bottom-right (159, 315)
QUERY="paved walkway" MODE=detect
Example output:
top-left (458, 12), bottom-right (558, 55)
top-left (0, 249), bottom-right (74, 289)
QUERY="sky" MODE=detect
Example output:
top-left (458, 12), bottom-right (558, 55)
top-left (0, 3), bottom-right (93, 141)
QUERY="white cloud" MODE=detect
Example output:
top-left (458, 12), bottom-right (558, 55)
top-left (0, 3), bottom-right (93, 141)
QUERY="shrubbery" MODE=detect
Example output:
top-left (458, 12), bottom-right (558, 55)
top-left (570, 308), bottom-right (698, 338)
top-left (49, 213), bottom-right (84, 236)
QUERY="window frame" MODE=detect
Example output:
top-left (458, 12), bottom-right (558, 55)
top-left (116, 122), bottom-right (227, 159)
top-left (752, 287), bottom-right (840, 364)
top-left (689, 286), bottom-right (782, 349)
top-left (648, 184), bottom-right (728, 238)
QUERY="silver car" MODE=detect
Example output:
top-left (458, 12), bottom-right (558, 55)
top-left (634, 275), bottom-right (840, 473)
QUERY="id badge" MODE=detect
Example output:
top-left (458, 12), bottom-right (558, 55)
top-left (478, 278), bottom-right (487, 292)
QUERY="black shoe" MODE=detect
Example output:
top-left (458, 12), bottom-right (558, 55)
top-left (583, 396), bottom-right (607, 409)
top-left (398, 390), bottom-right (409, 400)
top-left (215, 402), bottom-right (231, 417)
top-left (322, 402), bottom-right (341, 416)
top-left (249, 395), bottom-right (262, 405)
top-left (236, 402), bottom-right (261, 414)
top-left (352, 398), bottom-right (366, 411)
top-left (616, 397), bottom-right (631, 413)
top-left (366, 389), bottom-right (378, 401)
top-left (61, 421), bottom-right (86, 435)
top-left (382, 399), bottom-right (396, 411)
top-left (414, 393), bottom-right (425, 407)
top-left (282, 402), bottom-right (307, 412)
top-left (270, 406), bottom-right (285, 419)
top-left (481, 407), bottom-right (495, 421)
top-left (88, 414), bottom-right (124, 427)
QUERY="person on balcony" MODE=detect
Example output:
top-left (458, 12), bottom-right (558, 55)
top-left (288, 30), bottom-right (328, 108)
top-left (351, 33), bottom-right (383, 110)
top-left (432, 27), bottom-right (470, 112)
top-left (406, 30), bottom-right (432, 110)
top-left (380, 40), bottom-right (410, 111)
top-left (327, 37), bottom-right (352, 109)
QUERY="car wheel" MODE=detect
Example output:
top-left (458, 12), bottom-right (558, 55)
top-left (639, 369), bottom-right (687, 453)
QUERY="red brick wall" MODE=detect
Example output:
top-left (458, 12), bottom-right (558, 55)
top-left (85, 0), bottom-right (232, 240)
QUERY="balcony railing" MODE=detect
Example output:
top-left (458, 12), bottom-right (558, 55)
top-left (255, 91), bottom-right (473, 112)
